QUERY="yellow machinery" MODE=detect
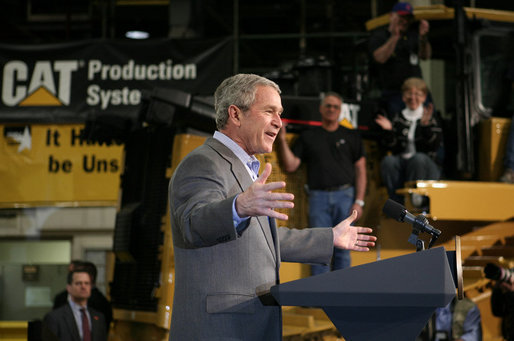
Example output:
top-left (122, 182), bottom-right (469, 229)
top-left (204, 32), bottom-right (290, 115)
top-left (365, 5), bottom-right (514, 32)
top-left (0, 322), bottom-right (27, 341)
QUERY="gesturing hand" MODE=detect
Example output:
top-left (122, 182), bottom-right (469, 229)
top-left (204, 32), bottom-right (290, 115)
top-left (389, 13), bottom-right (401, 37)
top-left (375, 114), bottom-right (393, 131)
top-left (421, 103), bottom-right (433, 126)
top-left (278, 122), bottom-right (288, 143)
top-left (236, 163), bottom-right (294, 221)
top-left (333, 210), bottom-right (377, 251)
top-left (419, 19), bottom-right (430, 37)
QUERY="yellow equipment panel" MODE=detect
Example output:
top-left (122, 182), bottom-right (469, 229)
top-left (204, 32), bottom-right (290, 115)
top-left (399, 180), bottom-right (514, 221)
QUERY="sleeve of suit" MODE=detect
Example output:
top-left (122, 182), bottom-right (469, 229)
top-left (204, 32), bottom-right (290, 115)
top-left (170, 151), bottom-right (240, 248)
top-left (277, 225), bottom-right (334, 265)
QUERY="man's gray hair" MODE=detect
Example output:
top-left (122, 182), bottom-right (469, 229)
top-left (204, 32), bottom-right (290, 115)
top-left (321, 91), bottom-right (343, 105)
top-left (214, 74), bottom-right (281, 130)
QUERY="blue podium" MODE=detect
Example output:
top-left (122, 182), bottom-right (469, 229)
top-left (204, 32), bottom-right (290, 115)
top-left (271, 247), bottom-right (458, 341)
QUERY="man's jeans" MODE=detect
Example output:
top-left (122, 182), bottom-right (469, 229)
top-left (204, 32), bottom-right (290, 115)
top-left (308, 186), bottom-right (354, 276)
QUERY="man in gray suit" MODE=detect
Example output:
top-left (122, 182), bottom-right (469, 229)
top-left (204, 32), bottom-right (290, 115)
top-left (169, 73), bottom-right (376, 340)
top-left (44, 269), bottom-right (107, 341)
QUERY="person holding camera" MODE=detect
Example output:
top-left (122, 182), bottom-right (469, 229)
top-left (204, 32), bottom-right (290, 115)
top-left (368, 2), bottom-right (432, 115)
top-left (491, 271), bottom-right (514, 340)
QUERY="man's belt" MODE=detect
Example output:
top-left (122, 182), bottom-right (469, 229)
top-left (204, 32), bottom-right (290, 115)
top-left (319, 184), bottom-right (351, 191)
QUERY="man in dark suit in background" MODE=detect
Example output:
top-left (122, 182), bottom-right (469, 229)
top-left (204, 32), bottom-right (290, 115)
top-left (53, 261), bottom-right (113, 333)
top-left (44, 269), bottom-right (107, 341)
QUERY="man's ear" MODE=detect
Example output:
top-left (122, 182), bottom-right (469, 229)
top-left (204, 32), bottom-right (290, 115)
top-left (228, 105), bottom-right (242, 127)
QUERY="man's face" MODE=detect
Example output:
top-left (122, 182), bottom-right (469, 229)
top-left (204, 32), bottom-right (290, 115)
top-left (236, 85), bottom-right (283, 155)
top-left (402, 86), bottom-right (427, 110)
top-left (319, 95), bottom-right (342, 123)
top-left (67, 272), bottom-right (91, 303)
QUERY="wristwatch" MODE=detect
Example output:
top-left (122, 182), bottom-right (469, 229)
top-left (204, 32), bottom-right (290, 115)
top-left (354, 199), bottom-right (365, 207)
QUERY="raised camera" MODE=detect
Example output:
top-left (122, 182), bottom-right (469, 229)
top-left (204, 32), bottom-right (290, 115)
top-left (484, 263), bottom-right (514, 284)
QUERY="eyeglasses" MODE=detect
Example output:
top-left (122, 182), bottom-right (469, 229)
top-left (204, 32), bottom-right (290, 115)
top-left (324, 104), bottom-right (341, 109)
top-left (404, 91), bottom-right (425, 98)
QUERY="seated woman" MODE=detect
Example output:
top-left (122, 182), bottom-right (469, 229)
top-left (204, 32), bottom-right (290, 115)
top-left (374, 77), bottom-right (443, 204)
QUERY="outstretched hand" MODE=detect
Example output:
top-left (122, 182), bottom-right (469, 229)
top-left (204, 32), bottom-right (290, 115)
top-left (236, 163), bottom-right (294, 221)
top-left (375, 114), bottom-right (392, 131)
top-left (333, 210), bottom-right (376, 251)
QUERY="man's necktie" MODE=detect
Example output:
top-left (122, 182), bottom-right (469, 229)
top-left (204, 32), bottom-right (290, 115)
top-left (80, 308), bottom-right (91, 341)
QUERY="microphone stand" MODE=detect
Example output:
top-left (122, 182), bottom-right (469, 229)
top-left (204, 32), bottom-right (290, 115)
top-left (408, 215), bottom-right (441, 341)
top-left (408, 214), bottom-right (440, 252)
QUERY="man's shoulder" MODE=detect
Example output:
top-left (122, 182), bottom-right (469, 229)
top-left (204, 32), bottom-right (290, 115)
top-left (337, 125), bottom-right (362, 138)
top-left (171, 137), bottom-right (235, 182)
top-left (45, 303), bottom-right (69, 319)
top-left (191, 137), bottom-right (233, 157)
top-left (90, 288), bottom-right (111, 306)
top-left (300, 126), bottom-right (324, 138)
top-left (52, 290), bottom-right (68, 308)
top-left (177, 138), bottom-right (222, 163)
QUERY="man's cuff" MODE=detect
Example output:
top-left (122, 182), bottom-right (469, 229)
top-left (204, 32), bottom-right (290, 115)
top-left (232, 195), bottom-right (250, 234)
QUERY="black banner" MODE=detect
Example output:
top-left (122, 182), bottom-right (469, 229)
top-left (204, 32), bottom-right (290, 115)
top-left (0, 38), bottom-right (232, 123)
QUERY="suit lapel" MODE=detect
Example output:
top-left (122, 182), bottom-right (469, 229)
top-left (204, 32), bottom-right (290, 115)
top-left (64, 304), bottom-right (81, 341)
top-left (206, 138), bottom-right (278, 261)
top-left (206, 138), bottom-right (251, 189)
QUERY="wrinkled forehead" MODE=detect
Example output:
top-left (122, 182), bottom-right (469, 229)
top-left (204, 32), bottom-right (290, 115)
top-left (323, 95), bottom-right (342, 105)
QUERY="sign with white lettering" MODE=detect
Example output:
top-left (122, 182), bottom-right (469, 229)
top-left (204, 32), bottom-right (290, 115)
top-left (0, 38), bottom-right (232, 122)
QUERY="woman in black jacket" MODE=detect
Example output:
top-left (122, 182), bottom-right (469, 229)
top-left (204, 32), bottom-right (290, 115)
top-left (375, 77), bottom-right (443, 204)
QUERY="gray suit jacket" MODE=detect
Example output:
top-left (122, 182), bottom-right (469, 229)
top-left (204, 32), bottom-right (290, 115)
top-left (43, 303), bottom-right (107, 341)
top-left (169, 137), bottom-right (334, 340)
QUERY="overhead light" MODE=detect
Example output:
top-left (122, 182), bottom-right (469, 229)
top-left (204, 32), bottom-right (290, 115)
top-left (125, 30), bottom-right (150, 39)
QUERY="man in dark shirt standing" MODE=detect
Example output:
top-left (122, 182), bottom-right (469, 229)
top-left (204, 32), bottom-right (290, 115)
top-left (278, 92), bottom-right (367, 275)
top-left (369, 2), bottom-right (432, 115)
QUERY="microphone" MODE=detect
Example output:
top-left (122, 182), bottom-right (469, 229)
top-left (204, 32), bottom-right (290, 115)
top-left (383, 199), bottom-right (441, 238)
